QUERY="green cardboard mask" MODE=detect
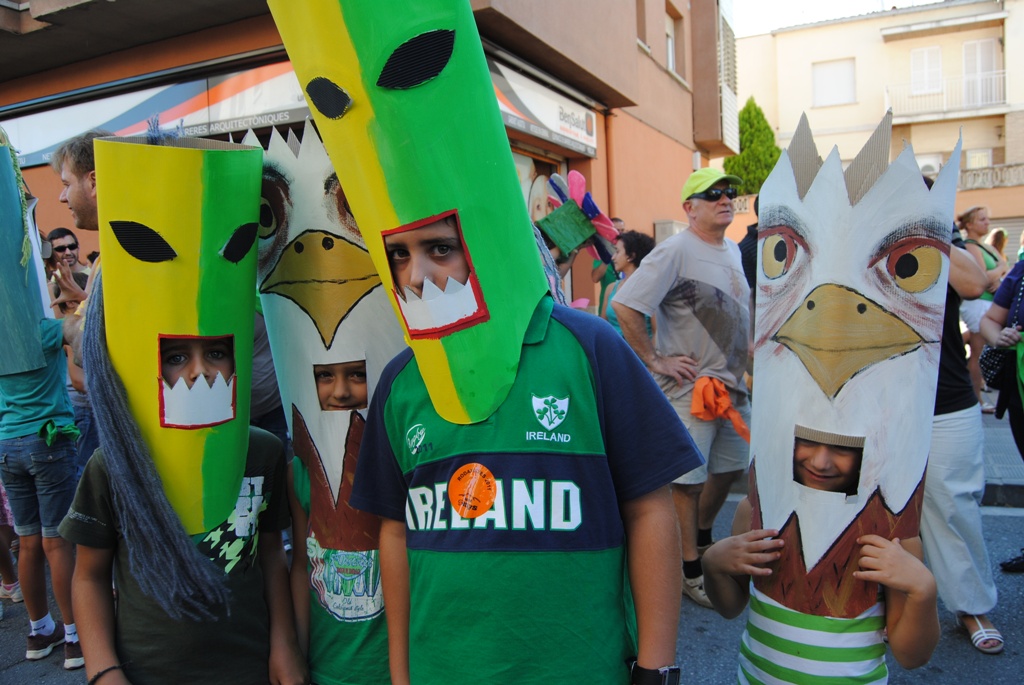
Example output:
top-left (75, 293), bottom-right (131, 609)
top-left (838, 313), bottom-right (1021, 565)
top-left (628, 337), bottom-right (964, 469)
top-left (268, 0), bottom-right (549, 424)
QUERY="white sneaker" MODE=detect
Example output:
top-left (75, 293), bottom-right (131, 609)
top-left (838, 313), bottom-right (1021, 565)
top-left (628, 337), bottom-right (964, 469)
top-left (0, 582), bottom-right (23, 603)
top-left (682, 574), bottom-right (713, 609)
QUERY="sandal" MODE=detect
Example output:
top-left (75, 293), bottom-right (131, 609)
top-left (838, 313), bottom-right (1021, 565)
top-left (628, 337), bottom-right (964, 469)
top-left (1000, 549), bottom-right (1024, 573)
top-left (959, 613), bottom-right (1004, 655)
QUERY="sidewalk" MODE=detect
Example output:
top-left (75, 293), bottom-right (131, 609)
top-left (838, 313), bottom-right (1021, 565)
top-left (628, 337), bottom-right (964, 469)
top-left (980, 388), bottom-right (1024, 506)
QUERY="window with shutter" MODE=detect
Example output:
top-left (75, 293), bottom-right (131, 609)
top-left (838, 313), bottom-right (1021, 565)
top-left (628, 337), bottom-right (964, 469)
top-left (910, 47), bottom-right (941, 95)
top-left (812, 59), bottom-right (856, 107)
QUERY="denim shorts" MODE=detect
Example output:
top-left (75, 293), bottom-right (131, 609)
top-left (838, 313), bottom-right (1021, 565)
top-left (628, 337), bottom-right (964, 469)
top-left (73, 403), bottom-right (100, 475)
top-left (0, 434), bottom-right (79, 537)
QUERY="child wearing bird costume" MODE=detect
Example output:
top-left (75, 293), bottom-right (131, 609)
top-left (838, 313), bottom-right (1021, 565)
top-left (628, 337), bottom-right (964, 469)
top-left (702, 112), bottom-right (954, 684)
top-left (58, 135), bottom-right (305, 685)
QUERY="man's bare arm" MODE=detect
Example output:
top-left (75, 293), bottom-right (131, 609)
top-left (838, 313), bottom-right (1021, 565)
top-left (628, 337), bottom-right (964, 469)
top-left (612, 301), bottom-right (697, 386)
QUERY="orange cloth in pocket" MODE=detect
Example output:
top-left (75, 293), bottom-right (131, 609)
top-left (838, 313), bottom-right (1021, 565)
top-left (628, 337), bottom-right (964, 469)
top-left (690, 376), bottom-right (750, 443)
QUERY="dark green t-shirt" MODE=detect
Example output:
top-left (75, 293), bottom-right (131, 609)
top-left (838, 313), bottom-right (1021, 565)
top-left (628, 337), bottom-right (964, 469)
top-left (352, 300), bottom-right (703, 683)
top-left (292, 457), bottom-right (391, 685)
top-left (59, 427), bottom-right (289, 685)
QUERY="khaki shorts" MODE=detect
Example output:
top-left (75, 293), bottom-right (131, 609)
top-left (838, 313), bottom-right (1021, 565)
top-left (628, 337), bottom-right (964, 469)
top-left (668, 391), bottom-right (750, 485)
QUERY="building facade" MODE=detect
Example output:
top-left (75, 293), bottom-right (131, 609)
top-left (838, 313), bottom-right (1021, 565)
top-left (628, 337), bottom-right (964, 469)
top-left (738, 0), bottom-right (1024, 252)
top-left (0, 0), bottom-right (738, 305)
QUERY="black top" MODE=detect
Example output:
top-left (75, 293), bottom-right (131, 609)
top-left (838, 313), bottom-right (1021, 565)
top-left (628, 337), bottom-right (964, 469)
top-left (737, 223), bottom-right (758, 289)
top-left (59, 427), bottom-right (289, 685)
top-left (935, 231), bottom-right (979, 416)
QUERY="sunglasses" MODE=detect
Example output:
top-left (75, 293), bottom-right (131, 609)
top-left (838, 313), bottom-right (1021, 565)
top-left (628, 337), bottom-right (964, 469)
top-left (53, 244), bottom-right (79, 253)
top-left (688, 187), bottom-right (738, 202)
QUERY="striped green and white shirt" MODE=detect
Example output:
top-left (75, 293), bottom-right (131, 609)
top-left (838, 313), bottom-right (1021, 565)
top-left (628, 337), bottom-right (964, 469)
top-left (738, 585), bottom-right (888, 684)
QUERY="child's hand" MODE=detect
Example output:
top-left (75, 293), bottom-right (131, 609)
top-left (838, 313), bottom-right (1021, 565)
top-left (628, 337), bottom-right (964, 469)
top-left (854, 535), bottom-right (934, 597)
top-left (703, 529), bottom-right (783, 577)
top-left (268, 643), bottom-right (308, 685)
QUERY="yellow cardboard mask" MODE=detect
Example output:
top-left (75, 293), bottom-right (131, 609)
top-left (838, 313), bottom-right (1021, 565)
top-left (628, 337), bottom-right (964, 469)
top-left (94, 136), bottom-right (262, 535)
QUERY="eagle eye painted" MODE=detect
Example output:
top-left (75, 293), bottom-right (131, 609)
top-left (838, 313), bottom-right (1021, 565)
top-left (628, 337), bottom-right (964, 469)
top-left (258, 198), bottom-right (278, 239)
top-left (761, 228), bottom-right (800, 280)
top-left (109, 221), bottom-right (176, 263)
top-left (259, 173), bottom-right (290, 241)
top-left (221, 223), bottom-right (259, 264)
top-left (885, 242), bottom-right (942, 293)
top-left (306, 77), bottom-right (353, 119)
top-left (325, 173), bottom-right (353, 221)
top-left (259, 171), bottom-right (293, 243)
top-left (377, 29), bottom-right (456, 90)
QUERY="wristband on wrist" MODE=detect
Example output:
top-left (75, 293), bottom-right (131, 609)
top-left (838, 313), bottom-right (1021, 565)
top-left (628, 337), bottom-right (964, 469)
top-left (629, 660), bottom-right (681, 685)
top-left (88, 663), bottom-right (127, 685)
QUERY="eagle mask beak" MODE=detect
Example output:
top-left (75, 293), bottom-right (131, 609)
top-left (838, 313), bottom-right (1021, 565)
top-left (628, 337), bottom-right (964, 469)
top-left (773, 283), bottom-right (923, 398)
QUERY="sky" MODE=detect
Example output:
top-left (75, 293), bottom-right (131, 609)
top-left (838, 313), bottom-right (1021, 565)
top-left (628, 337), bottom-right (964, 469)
top-left (732, 0), bottom-right (948, 37)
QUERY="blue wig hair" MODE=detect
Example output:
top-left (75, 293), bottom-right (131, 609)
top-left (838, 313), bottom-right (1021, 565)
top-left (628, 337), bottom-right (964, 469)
top-left (83, 275), bottom-right (229, 620)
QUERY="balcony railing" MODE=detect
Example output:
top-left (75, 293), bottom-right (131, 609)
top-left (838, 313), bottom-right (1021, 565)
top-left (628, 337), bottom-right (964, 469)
top-left (960, 162), bottom-right (1024, 191)
top-left (885, 71), bottom-right (1006, 117)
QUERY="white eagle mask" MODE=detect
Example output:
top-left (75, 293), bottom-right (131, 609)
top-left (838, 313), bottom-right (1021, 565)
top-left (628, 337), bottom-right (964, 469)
top-left (245, 121), bottom-right (405, 515)
top-left (751, 112), bottom-right (959, 616)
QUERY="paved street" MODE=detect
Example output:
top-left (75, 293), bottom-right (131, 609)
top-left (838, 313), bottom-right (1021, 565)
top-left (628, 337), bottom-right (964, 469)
top-left (2, 406), bottom-right (1022, 684)
top-left (679, 498), bottom-right (1024, 684)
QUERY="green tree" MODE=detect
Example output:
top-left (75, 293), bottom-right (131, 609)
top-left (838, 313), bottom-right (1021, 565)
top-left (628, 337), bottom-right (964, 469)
top-left (724, 97), bottom-right (781, 196)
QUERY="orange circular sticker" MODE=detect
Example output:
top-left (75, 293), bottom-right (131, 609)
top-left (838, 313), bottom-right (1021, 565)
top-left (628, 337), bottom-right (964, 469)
top-left (448, 462), bottom-right (497, 519)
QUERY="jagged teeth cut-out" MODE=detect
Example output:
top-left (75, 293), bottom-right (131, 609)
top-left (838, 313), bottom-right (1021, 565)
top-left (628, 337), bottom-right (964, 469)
top-left (420, 278), bottom-right (444, 302)
top-left (398, 276), bottom-right (478, 331)
top-left (161, 373), bottom-right (235, 427)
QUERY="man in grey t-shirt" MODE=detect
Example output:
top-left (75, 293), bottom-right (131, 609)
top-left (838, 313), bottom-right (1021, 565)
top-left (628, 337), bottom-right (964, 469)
top-left (613, 168), bottom-right (751, 608)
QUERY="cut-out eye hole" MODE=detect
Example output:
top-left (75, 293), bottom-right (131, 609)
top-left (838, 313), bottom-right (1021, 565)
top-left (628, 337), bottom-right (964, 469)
top-left (306, 77), bottom-right (353, 119)
top-left (221, 223), bottom-right (258, 264)
top-left (885, 241), bottom-right (943, 293)
top-left (109, 221), bottom-right (176, 263)
top-left (377, 29), bottom-right (455, 90)
top-left (761, 228), bottom-right (801, 280)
